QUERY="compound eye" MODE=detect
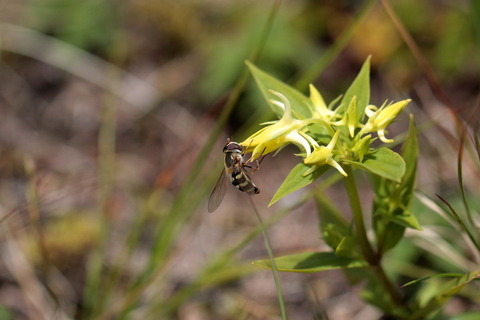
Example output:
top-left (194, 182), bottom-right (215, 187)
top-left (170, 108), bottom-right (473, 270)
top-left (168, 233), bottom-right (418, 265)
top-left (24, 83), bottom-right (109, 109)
top-left (223, 142), bottom-right (242, 152)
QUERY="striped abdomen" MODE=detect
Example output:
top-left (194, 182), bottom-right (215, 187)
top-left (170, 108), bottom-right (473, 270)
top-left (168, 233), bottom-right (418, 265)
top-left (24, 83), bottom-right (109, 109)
top-left (230, 166), bottom-right (260, 194)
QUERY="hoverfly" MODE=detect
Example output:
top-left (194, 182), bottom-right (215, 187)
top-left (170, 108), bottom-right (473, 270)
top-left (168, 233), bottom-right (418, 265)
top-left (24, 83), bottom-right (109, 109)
top-left (207, 139), bottom-right (260, 213)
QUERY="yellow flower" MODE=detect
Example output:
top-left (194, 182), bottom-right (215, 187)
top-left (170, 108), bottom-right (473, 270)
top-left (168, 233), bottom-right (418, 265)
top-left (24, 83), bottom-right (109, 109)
top-left (309, 84), bottom-right (337, 122)
top-left (241, 90), bottom-right (316, 161)
top-left (360, 99), bottom-right (411, 143)
top-left (331, 96), bottom-right (358, 137)
top-left (303, 130), bottom-right (347, 177)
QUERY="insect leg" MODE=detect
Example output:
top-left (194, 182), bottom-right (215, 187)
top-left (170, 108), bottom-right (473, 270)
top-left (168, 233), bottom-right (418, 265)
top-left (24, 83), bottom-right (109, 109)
top-left (243, 145), bottom-right (266, 173)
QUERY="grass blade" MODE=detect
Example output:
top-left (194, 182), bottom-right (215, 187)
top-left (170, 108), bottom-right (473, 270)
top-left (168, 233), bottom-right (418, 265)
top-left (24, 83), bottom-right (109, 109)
top-left (457, 128), bottom-right (475, 232)
top-left (436, 194), bottom-right (480, 253)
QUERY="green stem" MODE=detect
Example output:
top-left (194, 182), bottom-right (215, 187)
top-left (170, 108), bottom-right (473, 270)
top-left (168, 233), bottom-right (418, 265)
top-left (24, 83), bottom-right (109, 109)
top-left (343, 166), bottom-right (405, 311)
top-left (373, 264), bottom-right (404, 309)
top-left (248, 195), bottom-right (288, 320)
top-left (343, 166), bottom-right (375, 263)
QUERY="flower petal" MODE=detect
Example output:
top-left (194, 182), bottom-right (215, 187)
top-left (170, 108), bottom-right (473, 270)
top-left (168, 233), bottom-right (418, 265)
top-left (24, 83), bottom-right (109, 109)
top-left (327, 159), bottom-right (348, 176)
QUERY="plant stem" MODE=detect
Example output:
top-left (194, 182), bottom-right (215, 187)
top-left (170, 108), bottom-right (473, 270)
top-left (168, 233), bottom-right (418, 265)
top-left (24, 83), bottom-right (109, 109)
top-left (248, 195), bottom-right (288, 320)
top-left (343, 166), bottom-right (405, 311)
top-left (343, 166), bottom-right (375, 263)
top-left (373, 264), bottom-right (404, 308)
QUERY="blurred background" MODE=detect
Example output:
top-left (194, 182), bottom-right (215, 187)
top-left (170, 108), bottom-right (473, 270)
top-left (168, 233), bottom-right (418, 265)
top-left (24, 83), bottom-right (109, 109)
top-left (0, 0), bottom-right (479, 319)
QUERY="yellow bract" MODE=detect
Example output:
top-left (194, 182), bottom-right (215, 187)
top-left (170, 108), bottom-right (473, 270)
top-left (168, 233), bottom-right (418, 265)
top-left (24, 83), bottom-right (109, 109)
top-left (361, 99), bottom-right (411, 143)
top-left (303, 130), bottom-right (347, 177)
top-left (240, 84), bottom-right (409, 176)
top-left (309, 84), bottom-right (337, 122)
top-left (241, 90), bottom-right (314, 161)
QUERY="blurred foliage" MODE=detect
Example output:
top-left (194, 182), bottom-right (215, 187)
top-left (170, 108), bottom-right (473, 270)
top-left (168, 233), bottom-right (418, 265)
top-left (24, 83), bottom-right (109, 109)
top-left (390, 0), bottom-right (480, 85)
top-left (197, 2), bottom-right (320, 103)
top-left (25, 0), bottom-right (120, 56)
top-left (25, 213), bottom-right (100, 270)
top-left (0, 0), bottom-right (479, 319)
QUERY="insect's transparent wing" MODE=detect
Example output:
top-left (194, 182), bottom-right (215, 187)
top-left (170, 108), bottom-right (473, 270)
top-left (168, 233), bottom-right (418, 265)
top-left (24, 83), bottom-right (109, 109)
top-left (208, 170), bottom-right (227, 213)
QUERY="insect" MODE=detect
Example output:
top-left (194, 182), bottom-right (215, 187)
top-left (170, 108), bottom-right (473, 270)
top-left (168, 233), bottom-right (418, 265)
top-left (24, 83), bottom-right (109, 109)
top-left (207, 139), bottom-right (260, 213)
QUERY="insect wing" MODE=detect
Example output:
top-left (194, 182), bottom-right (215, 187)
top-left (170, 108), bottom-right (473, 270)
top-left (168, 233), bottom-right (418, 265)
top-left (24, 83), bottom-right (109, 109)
top-left (208, 170), bottom-right (227, 213)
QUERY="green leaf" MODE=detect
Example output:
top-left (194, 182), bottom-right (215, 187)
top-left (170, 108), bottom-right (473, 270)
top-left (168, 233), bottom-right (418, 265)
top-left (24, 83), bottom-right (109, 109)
top-left (375, 218), bottom-right (406, 255)
top-left (402, 273), bottom-right (465, 288)
top-left (339, 56), bottom-right (370, 120)
top-left (246, 61), bottom-right (313, 119)
top-left (315, 193), bottom-right (350, 250)
top-left (305, 122), bottom-right (333, 144)
top-left (252, 251), bottom-right (367, 273)
top-left (372, 117), bottom-right (420, 254)
top-left (385, 210), bottom-right (421, 230)
top-left (335, 236), bottom-right (361, 259)
top-left (345, 147), bottom-right (406, 182)
top-left (269, 163), bottom-right (328, 206)
top-left (399, 115), bottom-right (419, 208)
top-left (410, 271), bottom-right (480, 320)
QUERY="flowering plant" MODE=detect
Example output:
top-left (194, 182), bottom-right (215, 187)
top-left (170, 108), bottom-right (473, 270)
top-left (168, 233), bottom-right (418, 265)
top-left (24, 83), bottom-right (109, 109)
top-left (244, 58), bottom-right (425, 318)
top-left (242, 58), bottom-right (412, 207)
